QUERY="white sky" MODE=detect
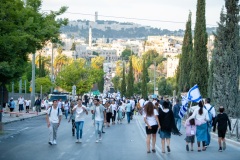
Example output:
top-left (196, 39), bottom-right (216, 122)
top-left (41, 0), bottom-right (224, 30)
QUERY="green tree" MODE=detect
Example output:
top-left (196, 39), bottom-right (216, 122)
top-left (121, 49), bottom-right (132, 61)
top-left (0, 0), bottom-right (68, 86)
top-left (120, 62), bottom-right (126, 97)
top-left (142, 49), bottom-right (159, 67)
top-left (177, 11), bottom-right (193, 92)
top-left (112, 76), bottom-right (121, 91)
top-left (70, 42), bottom-right (76, 51)
top-left (158, 77), bottom-right (172, 96)
top-left (35, 77), bottom-right (52, 94)
top-left (141, 59), bottom-right (148, 99)
top-left (56, 61), bottom-right (102, 96)
top-left (210, 1), bottom-right (240, 117)
top-left (126, 56), bottom-right (134, 97)
top-left (190, 0), bottom-right (208, 97)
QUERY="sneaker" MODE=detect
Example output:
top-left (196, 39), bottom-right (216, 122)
top-left (186, 145), bottom-right (189, 151)
top-left (99, 138), bottom-right (102, 141)
top-left (48, 141), bottom-right (53, 145)
top-left (95, 140), bottom-right (99, 143)
top-left (53, 140), bottom-right (57, 145)
top-left (218, 147), bottom-right (223, 152)
top-left (76, 139), bottom-right (79, 143)
top-left (79, 139), bottom-right (82, 143)
top-left (223, 142), bottom-right (226, 150)
top-left (167, 146), bottom-right (171, 152)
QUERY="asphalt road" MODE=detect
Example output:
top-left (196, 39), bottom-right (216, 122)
top-left (0, 114), bottom-right (240, 160)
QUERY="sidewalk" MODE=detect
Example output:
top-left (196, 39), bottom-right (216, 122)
top-left (1, 111), bottom-right (46, 124)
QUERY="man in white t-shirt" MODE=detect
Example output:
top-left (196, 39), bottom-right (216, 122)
top-left (46, 100), bottom-right (62, 145)
top-left (18, 96), bottom-right (25, 112)
top-left (204, 98), bottom-right (216, 147)
top-left (91, 98), bottom-right (106, 143)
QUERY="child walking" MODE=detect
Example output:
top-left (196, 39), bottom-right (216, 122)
top-left (185, 112), bottom-right (203, 151)
top-left (213, 106), bottom-right (231, 152)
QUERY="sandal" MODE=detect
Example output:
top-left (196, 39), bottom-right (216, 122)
top-left (147, 151), bottom-right (151, 153)
top-left (152, 149), bottom-right (156, 153)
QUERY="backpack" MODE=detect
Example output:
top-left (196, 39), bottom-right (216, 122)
top-left (204, 105), bottom-right (213, 124)
top-left (49, 107), bottom-right (60, 116)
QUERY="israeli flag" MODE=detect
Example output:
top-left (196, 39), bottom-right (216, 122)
top-left (187, 84), bottom-right (202, 102)
top-left (179, 96), bottom-right (189, 119)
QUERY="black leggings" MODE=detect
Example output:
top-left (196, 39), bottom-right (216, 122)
top-left (106, 112), bottom-right (112, 123)
top-left (197, 141), bottom-right (205, 147)
top-left (112, 111), bottom-right (116, 122)
top-left (72, 119), bottom-right (75, 135)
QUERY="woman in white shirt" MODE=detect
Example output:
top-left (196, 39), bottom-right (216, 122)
top-left (72, 99), bottom-right (88, 143)
top-left (143, 102), bottom-right (160, 153)
top-left (187, 101), bottom-right (209, 152)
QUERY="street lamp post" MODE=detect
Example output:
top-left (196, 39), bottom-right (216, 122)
top-left (51, 43), bottom-right (54, 93)
top-left (154, 61), bottom-right (156, 95)
top-left (31, 53), bottom-right (36, 108)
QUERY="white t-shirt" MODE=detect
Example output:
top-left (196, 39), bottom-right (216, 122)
top-left (18, 97), bottom-right (24, 104)
top-left (47, 107), bottom-right (63, 123)
top-left (188, 106), bottom-right (209, 122)
top-left (204, 103), bottom-right (216, 118)
top-left (57, 101), bottom-right (62, 108)
top-left (25, 100), bottom-right (30, 106)
top-left (139, 99), bottom-right (145, 107)
top-left (143, 109), bottom-right (159, 126)
top-left (118, 105), bottom-right (125, 112)
top-left (111, 104), bottom-right (117, 112)
top-left (64, 103), bottom-right (69, 110)
top-left (74, 105), bottom-right (87, 122)
top-left (95, 106), bottom-right (103, 121)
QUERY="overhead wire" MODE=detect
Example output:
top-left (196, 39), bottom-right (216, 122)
top-left (42, 10), bottom-right (218, 27)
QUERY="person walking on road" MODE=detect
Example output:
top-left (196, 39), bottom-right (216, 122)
top-left (158, 101), bottom-right (180, 153)
top-left (143, 102), bottom-right (160, 153)
top-left (111, 100), bottom-right (117, 125)
top-left (34, 96), bottom-right (41, 114)
top-left (213, 106), bottom-right (231, 152)
top-left (91, 98), bottom-right (106, 143)
top-left (117, 102), bottom-right (124, 124)
top-left (173, 99), bottom-right (182, 131)
top-left (8, 97), bottom-right (15, 116)
top-left (187, 101), bottom-right (209, 152)
top-left (72, 99), bottom-right (88, 143)
top-left (125, 100), bottom-right (132, 124)
top-left (184, 112), bottom-right (203, 151)
top-left (64, 100), bottom-right (69, 119)
top-left (105, 101), bottom-right (112, 127)
top-left (46, 99), bottom-right (62, 145)
top-left (204, 98), bottom-right (216, 147)
top-left (68, 100), bottom-right (76, 136)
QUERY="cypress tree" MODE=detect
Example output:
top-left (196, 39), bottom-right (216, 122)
top-left (141, 59), bottom-right (148, 99)
top-left (126, 56), bottom-right (134, 97)
top-left (120, 62), bottom-right (126, 97)
top-left (177, 11), bottom-right (193, 92)
top-left (190, 0), bottom-right (208, 97)
top-left (211, 1), bottom-right (239, 117)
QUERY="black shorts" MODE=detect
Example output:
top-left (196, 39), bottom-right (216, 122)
top-left (218, 129), bottom-right (227, 138)
top-left (146, 125), bottom-right (158, 135)
top-left (106, 112), bottom-right (112, 123)
top-left (26, 106), bottom-right (30, 110)
top-left (10, 108), bottom-right (14, 112)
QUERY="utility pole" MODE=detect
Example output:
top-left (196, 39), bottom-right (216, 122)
top-left (24, 80), bottom-right (26, 98)
top-left (19, 78), bottom-right (22, 94)
top-left (31, 53), bottom-right (36, 108)
top-left (12, 82), bottom-right (14, 98)
top-left (51, 44), bottom-right (54, 93)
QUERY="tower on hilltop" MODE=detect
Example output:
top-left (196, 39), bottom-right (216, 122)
top-left (95, 11), bottom-right (98, 22)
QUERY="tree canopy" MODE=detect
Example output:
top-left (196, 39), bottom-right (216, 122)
top-left (0, 0), bottom-right (68, 85)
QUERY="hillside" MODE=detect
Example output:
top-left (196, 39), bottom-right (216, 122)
top-left (60, 20), bottom-right (216, 38)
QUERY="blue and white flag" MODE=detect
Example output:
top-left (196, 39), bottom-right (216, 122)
top-left (179, 96), bottom-right (189, 119)
top-left (187, 84), bottom-right (202, 103)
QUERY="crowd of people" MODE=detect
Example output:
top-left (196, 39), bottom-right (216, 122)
top-left (44, 95), bottom-right (232, 154)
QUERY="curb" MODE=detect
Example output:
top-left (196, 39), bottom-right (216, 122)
top-left (2, 113), bottom-right (47, 125)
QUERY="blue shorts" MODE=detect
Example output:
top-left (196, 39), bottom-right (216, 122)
top-left (159, 130), bottom-right (171, 139)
